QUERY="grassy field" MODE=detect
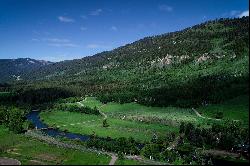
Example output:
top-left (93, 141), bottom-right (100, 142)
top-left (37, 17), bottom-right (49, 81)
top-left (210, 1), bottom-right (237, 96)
top-left (40, 110), bottom-right (179, 142)
top-left (81, 97), bottom-right (103, 108)
top-left (40, 96), bottom-right (249, 144)
top-left (0, 125), bottom-right (111, 165)
top-left (81, 97), bottom-right (200, 125)
top-left (197, 95), bottom-right (249, 125)
top-left (81, 97), bottom-right (249, 126)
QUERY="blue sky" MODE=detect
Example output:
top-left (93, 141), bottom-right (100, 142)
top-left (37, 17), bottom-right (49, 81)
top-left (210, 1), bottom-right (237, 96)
top-left (0, 0), bottom-right (248, 62)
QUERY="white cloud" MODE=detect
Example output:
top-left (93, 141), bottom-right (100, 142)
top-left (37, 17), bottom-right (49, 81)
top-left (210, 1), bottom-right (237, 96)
top-left (111, 26), bottom-right (118, 31)
top-left (158, 5), bottom-right (173, 12)
top-left (80, 27), bottom-right (87, 31)
top-left (238, 10), bottom-right (249, 18)
top-left (223, 10), bottom-right (249, 18)
top-left (58, 16), bottom-right (75, 23)
top-left (89, 9), bottom-right (102, 16)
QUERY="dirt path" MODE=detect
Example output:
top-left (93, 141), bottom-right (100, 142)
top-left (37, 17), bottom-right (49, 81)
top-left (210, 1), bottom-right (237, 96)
top-left (99, 104), bottom-right (107, 119)
top-left (0, 157), bottom-right (21, 165)
top-left (77, 102), bottom-right (84, 107)
top-left (125, 155), bottom-right (169, 165)
top-left (202, 149), bottom-right (240, 158)
top-left (192, 108), bottom-right (221, 121)
top-left (109, 155), bottom-right (118, 165)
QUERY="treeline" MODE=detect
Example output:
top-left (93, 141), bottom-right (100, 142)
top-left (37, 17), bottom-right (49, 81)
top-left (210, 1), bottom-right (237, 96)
top-left (97, 73), bottom-right (248, 108)
top-left (180, 121), bottom-right (249, 151)
top-left (139, 74), bottom-right (249, 107)
top-left (16, 88), bottom-right (76, 104)
top-left (140, 120), bottom-right (249, 164)
top-left (56, 97), bottom-right (83, 103)
top-left (0, 83), bottom-right (11, 91)
top-left (86, 136), bottom-right (140, 155)
top-left (0, 87), bottom-right (76, 105)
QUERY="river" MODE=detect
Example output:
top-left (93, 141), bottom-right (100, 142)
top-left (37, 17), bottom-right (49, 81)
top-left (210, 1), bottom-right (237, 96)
top-left (26, 111), bottom-right (90, 141)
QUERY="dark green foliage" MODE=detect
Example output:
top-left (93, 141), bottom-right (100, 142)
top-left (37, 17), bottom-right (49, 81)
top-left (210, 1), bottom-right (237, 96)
top-left (102, 119), bottom-right (109, 127)
top-left (176, 143), bottom-right (194, 156)
top-left (16, 88), bottom-right (75, 105)
top-left (215, 111), bottom-right (223, 119)
top-left (117, 151), bottom-right (124, 160)
top-left (141, 143), bottom-right (161, 160)
top-left (0, 88), bottom-right (76, 106)
top-left (181, 120), bottom-right (249, 150)
top-left (86, 136), bottom-right (140, 155)
top-left (0, 105), bottom-right (26, 133)
top-left (0, 92), bottom-right (18, 103)
top-left (57, 97), bottom-right (83, 103)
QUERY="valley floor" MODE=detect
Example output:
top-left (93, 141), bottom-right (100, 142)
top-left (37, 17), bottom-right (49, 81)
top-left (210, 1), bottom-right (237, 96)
top-left (0, 125), bottom-right (143, 165)
top-left (40, 96), bottom-right (249, 143)
top-left (1, 95), bottom-right (249, 165)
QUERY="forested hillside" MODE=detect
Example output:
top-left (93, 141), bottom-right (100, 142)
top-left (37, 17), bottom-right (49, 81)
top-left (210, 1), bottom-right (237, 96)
top-left (11, 17), bottom-right (249, 107)
top-left (0, 58), bottom-right (53, 83)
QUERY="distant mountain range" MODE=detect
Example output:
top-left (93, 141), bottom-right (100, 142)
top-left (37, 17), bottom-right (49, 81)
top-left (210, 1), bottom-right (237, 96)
top-left (0, 58), bottom-right (53, 83)
top-left (0, 17), bottom-right (249, 106)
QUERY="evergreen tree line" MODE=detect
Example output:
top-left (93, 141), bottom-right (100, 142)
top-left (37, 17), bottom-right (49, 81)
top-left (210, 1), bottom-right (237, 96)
top-left (97, 74), bottom-right (248, 108)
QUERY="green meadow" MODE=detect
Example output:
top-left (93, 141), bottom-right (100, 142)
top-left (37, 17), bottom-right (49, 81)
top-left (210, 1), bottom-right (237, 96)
top-left (0, 125), bottom-right (111, 165)
top-left (40, 111), bottom-right (178, 142)
top-left (197, 95), bottom-right (249, 125)
top-left (40, 96), bottom-right (250, 143)
top-left (81, 97), bottom-right (200, 125)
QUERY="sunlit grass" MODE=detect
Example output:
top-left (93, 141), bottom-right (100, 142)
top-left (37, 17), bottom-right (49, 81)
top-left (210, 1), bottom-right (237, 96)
top-left (40, 111), bottom-right (178, 142)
